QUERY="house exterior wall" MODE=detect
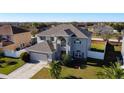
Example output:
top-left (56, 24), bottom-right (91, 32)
top-left (70, 38), bottom-right (88, 59)
top-left (4, 49), bottom-right (26, 58)
top-left (36, 35), bottom-right (89, 59)
top-left (87, 36), bottom-right (92, 49)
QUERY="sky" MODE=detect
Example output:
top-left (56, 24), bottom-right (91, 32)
top-left (0, 13), bottom-right (124, 22)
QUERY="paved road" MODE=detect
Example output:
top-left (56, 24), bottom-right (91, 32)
top-left (7, 61), bottom-right (47, 79)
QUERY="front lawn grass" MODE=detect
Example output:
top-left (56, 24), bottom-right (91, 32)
top-left (32, 59), bottom-right (104, 79)
top-left (91, 41), bottom-right (106, 52)
top-left (0, 57), bottom-right (25, 75)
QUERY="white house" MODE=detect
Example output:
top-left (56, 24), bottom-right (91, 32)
top-left (27, 24), bottom-right (92, 62)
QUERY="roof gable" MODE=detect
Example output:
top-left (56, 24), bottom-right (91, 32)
top-left (27, 41), bottom-right (54, 54)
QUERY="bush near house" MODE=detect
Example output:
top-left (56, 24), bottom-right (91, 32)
top-left (61, 54), bottom-right (72, 66)
top-left (20, 52), bottom-right (30, 62)
top-left (0, 50), bottom-right (4, 58)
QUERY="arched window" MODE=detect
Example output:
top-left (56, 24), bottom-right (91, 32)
top-left (74, 39), bottom-right (81, 44)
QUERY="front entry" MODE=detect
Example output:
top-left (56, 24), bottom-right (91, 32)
top-left (74, 50), bottom-right (81, 58)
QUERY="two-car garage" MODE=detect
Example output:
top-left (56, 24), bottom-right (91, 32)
top-left (30, 52), bottom-right (48, 62)
top-left (27, 41), bottom-right (55, 63)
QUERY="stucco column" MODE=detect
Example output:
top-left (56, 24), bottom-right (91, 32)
top-left (54, 37), bottom-right (57, 50)
top-left (65, 37), bottom-right (70, 55)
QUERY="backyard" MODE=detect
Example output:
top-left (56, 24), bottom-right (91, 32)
top-left (90, 40), bottom-right (106, 52)
top-left (0, 57), bottom-right (25, 74)
top-left (32, 58), bottom-right (104, 79)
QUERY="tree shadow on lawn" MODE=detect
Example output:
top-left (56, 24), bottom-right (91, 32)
top-left (65, 59), bottom-right (87, 69)
top-left (87, 58), bottom-right (104, 67)
top-left (62, 75), bottom-right (83, 79)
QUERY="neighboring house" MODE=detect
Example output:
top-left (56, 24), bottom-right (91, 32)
top-left (27, 24), bottom-right (92, 62)
top-left (93, 24), bottom-right (114, 34)
top-left (0, 25), bottom-right (32, 51)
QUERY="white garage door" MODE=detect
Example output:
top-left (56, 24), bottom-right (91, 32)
top-left (30, 52), bottom-right (48, 61)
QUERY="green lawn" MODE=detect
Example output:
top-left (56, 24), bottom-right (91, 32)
top-left (32, 59), bottom-right (104, 79)
top-left (91, 41), bottom-right (106, 52)
top-left (92, 33), bottom-right (119, 39)
top-left (0, 57), bottom-right (25, 75)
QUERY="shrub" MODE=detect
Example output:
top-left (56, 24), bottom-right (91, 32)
top-left (62, 54), bottom-right (72, 66)
top-left (49, 61), bottom-right (62, 79)
top-left (20, 52), bottom-right (30, 62)
top-left (0, 51), bottom-right (4, 58)
top-left (0, 60), bottom-right (5, 64)
top-left (7, 61), bottom-right (17, 65)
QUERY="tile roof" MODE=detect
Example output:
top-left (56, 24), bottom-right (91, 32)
top-left (37, 24), bottom-right (88, 38)
top-left (0, 25), bottom-right (13, 35)
top-left (0, 25), bottom-right (29, 35)
top-left (27, 41), bottom-right (54, 54)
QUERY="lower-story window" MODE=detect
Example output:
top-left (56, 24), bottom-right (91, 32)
top-left (74, 50), bottom-right (81, 58)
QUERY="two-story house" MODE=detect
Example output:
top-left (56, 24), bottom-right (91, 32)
top-left (0, 25), bottom-right (32, 51)
top-left (27, 24), bottom-right (92, 62)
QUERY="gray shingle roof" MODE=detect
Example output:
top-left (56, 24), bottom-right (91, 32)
top-left (27, 41), bottom-right (54, 54)
top-left (93, 25), bottom-right (114, 32)
top-left (37, 24), bottom-right (88, 38)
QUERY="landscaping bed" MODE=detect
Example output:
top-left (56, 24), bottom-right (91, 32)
top-left (0, 57), bottom-right (25, 75)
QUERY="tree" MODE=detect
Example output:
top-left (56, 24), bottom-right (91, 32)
top-left (31, 30), bottom-right (38, 37)
top-left (32, 22), bottom-right (39, 28)
top-left (101, 33), bottom-right (111, 41)
top-left (97, 62), bottom-right (124, 79)
top-left (49, 61), bottom-right (62, 79)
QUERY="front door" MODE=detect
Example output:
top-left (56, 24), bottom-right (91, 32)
top-left (75, 50), bottom-right (81, 58)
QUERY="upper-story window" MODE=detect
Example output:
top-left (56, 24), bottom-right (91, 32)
top-left (50, 37), bottom-right (54, 41)
top-left (74, 39), bottom-right (81, 44)
top-left (40, 36), bottom-right (46, 40)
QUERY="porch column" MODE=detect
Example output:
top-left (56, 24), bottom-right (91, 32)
top-left (65, 37), bottom-right (70, 55)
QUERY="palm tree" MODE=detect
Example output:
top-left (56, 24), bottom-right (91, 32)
top-left (49, 61), bottom-right (62, 79)
top-left (97, 62), bottom-right (124, 79)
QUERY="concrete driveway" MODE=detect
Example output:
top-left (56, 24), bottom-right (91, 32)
top-left (8, 61), bottom-right (47, 79)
